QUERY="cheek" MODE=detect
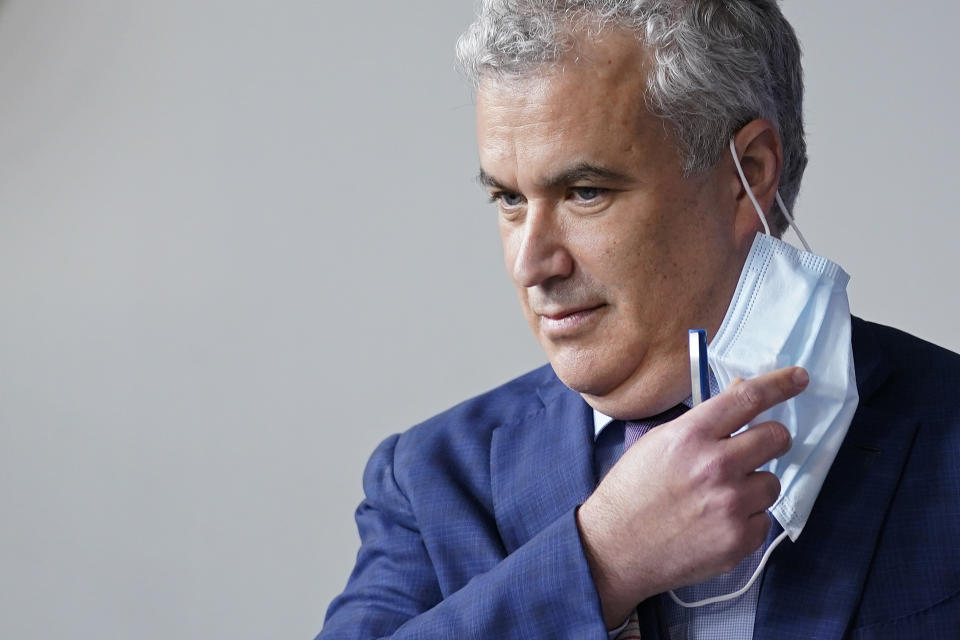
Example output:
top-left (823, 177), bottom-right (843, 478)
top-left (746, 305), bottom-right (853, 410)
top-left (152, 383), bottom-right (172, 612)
top-left (575, 219), bottom-right (660, 290)
top-left (511, 283), bottom-right (539, 333)
top-left (591, 240), bottom-right (694, 329)
top-left (499, 224), bottom-right (519, 275)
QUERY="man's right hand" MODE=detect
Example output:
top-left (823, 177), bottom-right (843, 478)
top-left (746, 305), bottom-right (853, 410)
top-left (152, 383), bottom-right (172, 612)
top-left (577, 366), bottom-right (808, 628)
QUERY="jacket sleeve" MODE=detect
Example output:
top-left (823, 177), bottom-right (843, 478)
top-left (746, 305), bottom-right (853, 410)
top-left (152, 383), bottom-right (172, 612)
top-left (318, 434), bottom-right (611, 639)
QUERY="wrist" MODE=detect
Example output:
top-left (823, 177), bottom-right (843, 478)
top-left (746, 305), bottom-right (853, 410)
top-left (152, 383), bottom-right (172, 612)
top-left (576, 502), bottom-right (641, 628)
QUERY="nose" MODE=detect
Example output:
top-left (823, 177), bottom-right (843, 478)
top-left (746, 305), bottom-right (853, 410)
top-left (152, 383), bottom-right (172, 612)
top-left (509, 202), bottom-right (573, 288)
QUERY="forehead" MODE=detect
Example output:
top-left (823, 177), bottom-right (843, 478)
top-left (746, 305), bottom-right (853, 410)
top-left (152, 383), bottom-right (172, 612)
top-left (475, 30), bottom-right (680, 182)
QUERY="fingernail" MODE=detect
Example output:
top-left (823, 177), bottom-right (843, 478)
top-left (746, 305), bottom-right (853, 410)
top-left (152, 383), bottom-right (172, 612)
top-left (792, 367), bottom-right (809, 387)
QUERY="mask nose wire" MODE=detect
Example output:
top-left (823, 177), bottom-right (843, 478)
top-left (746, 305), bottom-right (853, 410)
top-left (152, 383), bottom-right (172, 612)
top-left (728, 137), bottom-right (813, 253)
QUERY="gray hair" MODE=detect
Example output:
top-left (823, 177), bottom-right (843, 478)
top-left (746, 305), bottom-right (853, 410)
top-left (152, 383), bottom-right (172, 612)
top-left (456, 0), bottom-right (806, 233)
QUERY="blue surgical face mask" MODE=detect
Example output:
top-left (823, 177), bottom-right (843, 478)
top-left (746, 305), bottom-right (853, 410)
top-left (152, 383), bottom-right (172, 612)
top-left (670, 138), bottom-right (860, 609)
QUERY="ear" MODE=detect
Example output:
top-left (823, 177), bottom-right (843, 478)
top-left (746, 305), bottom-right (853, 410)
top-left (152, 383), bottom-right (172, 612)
top-left (729, 119), bottom-right (783, 240)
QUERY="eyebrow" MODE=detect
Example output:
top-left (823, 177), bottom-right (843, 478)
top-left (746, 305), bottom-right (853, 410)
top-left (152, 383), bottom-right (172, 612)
top-left (477, 162), bottom-right (635, 191)
top-left (477, 168), bottom-right (507, 190)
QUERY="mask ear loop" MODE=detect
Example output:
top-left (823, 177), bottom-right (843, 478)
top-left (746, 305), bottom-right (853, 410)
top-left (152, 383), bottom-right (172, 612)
top-left (728, 137), bottom-right (813, 253)
top-left (775, 193), bottom-right (812, 253)
top-left (668, 529), bottom-right (790, 608)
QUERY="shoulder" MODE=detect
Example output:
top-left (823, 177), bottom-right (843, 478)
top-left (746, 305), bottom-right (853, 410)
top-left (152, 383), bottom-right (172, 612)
top-left (852, 317), bottom-right (960, 417)
top-left (364, 364), bottom-right (562, 507)
top-left (854, 316), bottom-right (960, 372)
top-left (414, 363), bottom-right (557, 432)
top-left (393, 363), bottom-right (557, 462)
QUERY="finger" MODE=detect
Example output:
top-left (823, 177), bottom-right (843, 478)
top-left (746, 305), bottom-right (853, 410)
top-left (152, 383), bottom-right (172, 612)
top-left (740, 470), bottom-right (782, 516)
top-left (744, 511), bottom-right (775, 554)
top-left (690, 366), bottom-right (808, 439)
top-left (724, 421), bottom-right (792, 474)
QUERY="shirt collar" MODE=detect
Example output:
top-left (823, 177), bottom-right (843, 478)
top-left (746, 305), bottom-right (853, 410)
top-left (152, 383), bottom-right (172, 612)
top-left (591, 368), bottom-right (720, 441)
top-left (593, 400), bottom-right (696, 441)
top-left (593, 409), bottom-right (615, 440)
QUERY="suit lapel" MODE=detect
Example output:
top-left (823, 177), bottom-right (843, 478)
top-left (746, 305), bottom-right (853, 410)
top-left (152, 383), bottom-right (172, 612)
top-left (753, 318), bottom-right (919, 639)
top-left (489, 320), bottom-right (914, 636)
top-left (491, 372), bottom-right (596, 552)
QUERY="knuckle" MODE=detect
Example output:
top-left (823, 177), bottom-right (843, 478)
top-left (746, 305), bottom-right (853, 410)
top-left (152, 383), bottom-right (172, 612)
top-left (716, 487), bottom-right (740, 516)
top-left (693, 451), bottom-right (731, 485)
top-left (765, 422), bottom-right (792, 453)
top-left (672, 423), bottom-right (699, 450)
top-left (691, 460), bottom-right (716, 486)
top-left (734, 382), bottom-right (763, 414)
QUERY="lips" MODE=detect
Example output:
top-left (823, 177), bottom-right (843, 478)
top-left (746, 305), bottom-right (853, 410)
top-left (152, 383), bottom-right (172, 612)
top-left (537, 304), bottom-right (606, 337)
top-left (540, 305), bottom-right (601, 320)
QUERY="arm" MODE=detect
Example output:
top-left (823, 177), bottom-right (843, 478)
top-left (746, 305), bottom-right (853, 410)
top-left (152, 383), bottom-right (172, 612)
top-left (321, 367), bottom-right (808, 636)
top-left (318, 435), bottom-right (611, 639)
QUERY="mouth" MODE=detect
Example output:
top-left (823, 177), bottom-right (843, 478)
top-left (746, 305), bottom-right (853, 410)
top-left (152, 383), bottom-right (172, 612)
top-left (537, 304), bottom-right (606, 338)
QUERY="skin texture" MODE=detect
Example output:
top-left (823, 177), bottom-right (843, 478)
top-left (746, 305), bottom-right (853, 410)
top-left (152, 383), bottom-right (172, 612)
top-left (475, 29), bottom-right (800, 628)
top-left (477, 30), bottom-right (784, 419)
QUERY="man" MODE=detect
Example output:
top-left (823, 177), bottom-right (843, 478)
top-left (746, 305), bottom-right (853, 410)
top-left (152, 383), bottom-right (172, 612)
top-left (320, 1), bottom-right (960, 638)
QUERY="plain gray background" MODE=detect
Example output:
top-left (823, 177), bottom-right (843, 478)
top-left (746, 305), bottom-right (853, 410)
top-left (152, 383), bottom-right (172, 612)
top-left (0, 1), bottom-right (956, 638)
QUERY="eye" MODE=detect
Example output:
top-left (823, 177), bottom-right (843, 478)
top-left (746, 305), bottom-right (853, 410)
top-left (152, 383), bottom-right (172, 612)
top-left (489, 191), bottom-right (525, 209)
top-left (570, 187), bottom-right (606, 203)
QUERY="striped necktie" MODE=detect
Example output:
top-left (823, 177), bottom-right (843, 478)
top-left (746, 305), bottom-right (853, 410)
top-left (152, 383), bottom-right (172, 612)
top-left (624, 403), bottom-right (689, 449)
top-left (615, 403), bottom-right (691, 640)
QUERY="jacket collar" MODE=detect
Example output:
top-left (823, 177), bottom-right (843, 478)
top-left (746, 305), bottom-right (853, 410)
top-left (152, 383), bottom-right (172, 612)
top-left (492, 368), bottom-right (595, 552)
top-left (491, 318), bottom-right (911, 636)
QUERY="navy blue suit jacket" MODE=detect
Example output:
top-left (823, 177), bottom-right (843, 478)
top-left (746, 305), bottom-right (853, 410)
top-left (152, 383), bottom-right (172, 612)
top-left (320, 318), bottom-right (960, 638)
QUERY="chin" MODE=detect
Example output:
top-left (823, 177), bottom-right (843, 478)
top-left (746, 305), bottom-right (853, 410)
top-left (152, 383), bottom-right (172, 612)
top-left (544, 345), bottom-right (623, 396)
top-left (544, 339), bottom-right (688, 418)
